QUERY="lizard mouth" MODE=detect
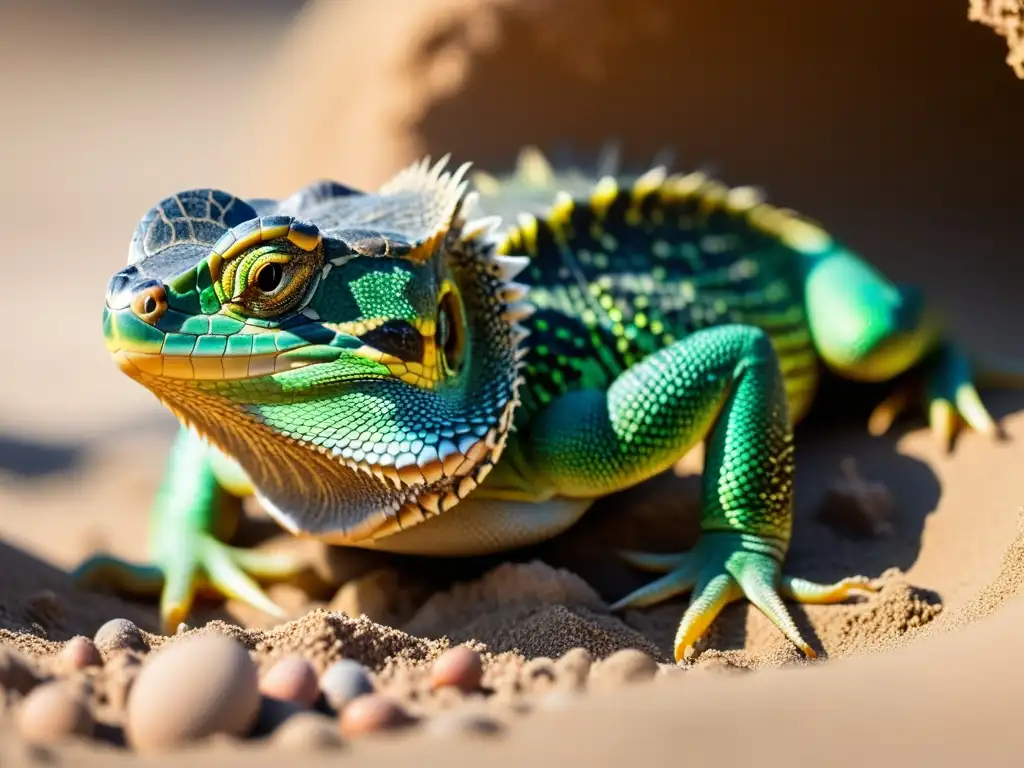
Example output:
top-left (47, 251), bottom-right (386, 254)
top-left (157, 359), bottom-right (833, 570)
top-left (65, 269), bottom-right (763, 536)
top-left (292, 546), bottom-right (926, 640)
top-left (102, 304), bottom-right (373, 383)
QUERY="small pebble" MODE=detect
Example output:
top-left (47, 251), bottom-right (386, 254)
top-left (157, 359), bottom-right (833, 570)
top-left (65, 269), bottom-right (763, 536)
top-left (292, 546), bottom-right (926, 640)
top-left (426, 710), bottom-right (504, 739)
top-left (0, 648), bottom-right (40, 695)
top-left (555, 647), bottom-right (592, 689)
top-left (318, 659), bottom-right (374, 713)
top-left (260, 656), bottom-right (320, 707)
top-left (253, 697), bottom-right (305, 736)
top-left (59, 637), bottom-right (103, 671)
top-left (16, 682), bottom-right (94, 744)
top-left (430, 646), bottom-right (484, 693)
top-left (93, 618), bottom-right (148, 655)
top-left (590, 648), bottom-right (658, 687)
top-left (272, 712), bottom-right (344, 751)
top-left (337, 695), bottom-right (415, 738)
top-left (125, 633), bottom-right (260, 752)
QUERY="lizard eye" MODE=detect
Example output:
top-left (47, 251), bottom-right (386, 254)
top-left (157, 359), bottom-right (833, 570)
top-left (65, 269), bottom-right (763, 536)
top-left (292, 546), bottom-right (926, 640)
top-left (437, 283), bottom-right (465, 375)
top-left (254, 262), bottom-right (283, 293)
top-left (223, 247), bottom-right (318, 319)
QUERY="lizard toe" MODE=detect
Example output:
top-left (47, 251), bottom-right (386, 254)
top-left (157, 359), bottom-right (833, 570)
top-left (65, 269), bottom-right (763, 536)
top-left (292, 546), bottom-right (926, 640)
top-left (869, 341), bottom-right (1010, 452)
top-left (615, 535), bottom-right (875, 662)
top-left (610, 555), bottom-right (698, 610)
top-left (73, 537), bottom-right (305, 634)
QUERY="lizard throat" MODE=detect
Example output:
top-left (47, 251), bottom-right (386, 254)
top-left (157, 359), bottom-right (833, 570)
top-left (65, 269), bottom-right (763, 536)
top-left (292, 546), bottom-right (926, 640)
top-left (128, 356), bottom-right (516, 545)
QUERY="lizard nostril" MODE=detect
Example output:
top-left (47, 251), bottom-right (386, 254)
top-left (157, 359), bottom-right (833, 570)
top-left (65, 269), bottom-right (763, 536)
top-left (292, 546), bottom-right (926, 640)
top-left (131, 284), bottom-right (168, 325)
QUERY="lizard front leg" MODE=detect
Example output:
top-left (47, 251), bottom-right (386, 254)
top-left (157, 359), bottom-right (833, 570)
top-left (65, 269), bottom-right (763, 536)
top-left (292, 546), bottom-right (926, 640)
top-left (72, 427), bottom-right (304, 633)
top-left (521, 324), bottom-right (874, 661)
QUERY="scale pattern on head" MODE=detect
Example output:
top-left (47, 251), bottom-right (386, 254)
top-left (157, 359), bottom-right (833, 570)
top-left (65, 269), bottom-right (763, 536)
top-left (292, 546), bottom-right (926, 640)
top-left (103, 157), bottom-right (532, 543)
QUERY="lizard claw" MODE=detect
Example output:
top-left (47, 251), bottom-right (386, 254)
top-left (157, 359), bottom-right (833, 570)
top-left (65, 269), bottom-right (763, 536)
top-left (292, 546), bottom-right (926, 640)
top-left (612, 534), bottom-right (875, 662)
top-left (868, 342), bottom-right (1012, 453)
top-left (73, 537), bottom-right (305, 634)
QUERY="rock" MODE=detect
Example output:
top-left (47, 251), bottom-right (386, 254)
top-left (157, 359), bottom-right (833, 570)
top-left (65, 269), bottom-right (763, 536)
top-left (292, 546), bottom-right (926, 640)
top-left (260, 656), bottom-right (320, 707)
top-left (590, 649), bottom-right (658, 688)
top-left (272, 712), bottom-right (344, 750)
top-left (430, 647), bottom-right (484, 693)
top-left (125, 633), bottom-right (260, 752)
top-left (93, 618), bottom-right (148, 655)
top-left (58, 637), bottom-right (103, 671)
top-left (318, 659), bottom-right (374, 713)
top-left (16, 682), bottom-right (94, 744)
top-left (337, 695), bottom-right (415, 738)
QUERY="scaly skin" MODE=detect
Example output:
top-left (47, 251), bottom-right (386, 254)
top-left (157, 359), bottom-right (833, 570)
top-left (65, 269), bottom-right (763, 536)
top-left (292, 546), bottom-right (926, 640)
top-left (74, 150), bottom-right (1017, 661)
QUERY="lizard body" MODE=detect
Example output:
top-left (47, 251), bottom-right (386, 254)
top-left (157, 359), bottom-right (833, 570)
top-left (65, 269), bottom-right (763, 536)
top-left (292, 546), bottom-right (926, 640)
top-left (76, 149), bottom-right (1013, 661)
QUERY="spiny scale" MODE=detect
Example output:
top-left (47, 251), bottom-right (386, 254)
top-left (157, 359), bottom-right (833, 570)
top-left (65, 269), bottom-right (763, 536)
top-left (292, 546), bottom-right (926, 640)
top-left (477, 145), bottom-right (831, 423)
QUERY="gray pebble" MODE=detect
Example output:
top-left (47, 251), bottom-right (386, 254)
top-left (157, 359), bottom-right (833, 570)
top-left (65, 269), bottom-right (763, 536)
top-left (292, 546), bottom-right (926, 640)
top-left (318, 659), bottom-right (374, 713)
top-left (253, 696), bottom-right (305, 737)
top-left (93, 619), bottom-right (148, 655)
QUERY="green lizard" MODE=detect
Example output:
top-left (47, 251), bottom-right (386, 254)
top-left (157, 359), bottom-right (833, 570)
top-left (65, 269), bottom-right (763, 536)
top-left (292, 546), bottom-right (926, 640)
top-left (75, 148), bottom-right (1014, 662)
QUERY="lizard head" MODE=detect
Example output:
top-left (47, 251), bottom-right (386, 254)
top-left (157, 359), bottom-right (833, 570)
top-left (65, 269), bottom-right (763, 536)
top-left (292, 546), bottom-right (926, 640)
top-left (803, 248), bottom-right (942, 382)
top-left (102, 157), bottom-right (530, 544)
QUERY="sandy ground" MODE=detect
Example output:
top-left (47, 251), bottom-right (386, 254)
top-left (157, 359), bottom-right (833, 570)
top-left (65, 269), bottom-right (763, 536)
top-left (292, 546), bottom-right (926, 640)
top-left (1, 0), bottom-right (1024, 764)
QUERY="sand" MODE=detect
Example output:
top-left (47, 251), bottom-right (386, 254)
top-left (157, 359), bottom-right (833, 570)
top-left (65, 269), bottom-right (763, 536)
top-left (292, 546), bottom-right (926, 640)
top-left (1, 0), bottom-right (1023, 764)
top-left (970, 0), bottom-right (1024, 77)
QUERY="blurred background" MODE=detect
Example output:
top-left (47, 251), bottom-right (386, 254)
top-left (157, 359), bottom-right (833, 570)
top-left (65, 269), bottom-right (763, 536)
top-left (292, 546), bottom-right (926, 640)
top-left (0, 0), bottom-right (1020, 573)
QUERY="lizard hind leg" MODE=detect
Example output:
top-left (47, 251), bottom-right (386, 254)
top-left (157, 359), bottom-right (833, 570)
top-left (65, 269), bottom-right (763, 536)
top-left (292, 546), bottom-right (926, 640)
top-left (524, 323), bottom-right (875, 661)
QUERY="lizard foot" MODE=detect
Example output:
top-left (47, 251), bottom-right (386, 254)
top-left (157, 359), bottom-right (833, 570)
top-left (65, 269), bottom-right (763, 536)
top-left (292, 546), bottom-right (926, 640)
top-left (611, 533), bottom-right (875, 662)
top-left (868, 342), bottom-right (1019, 452)
top-left (72, 536), bottom-right (305, 634)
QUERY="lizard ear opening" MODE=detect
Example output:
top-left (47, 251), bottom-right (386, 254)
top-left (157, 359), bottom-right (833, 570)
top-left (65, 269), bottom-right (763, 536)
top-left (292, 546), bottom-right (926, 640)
top-left (437, 280), bottom-right (467, 376)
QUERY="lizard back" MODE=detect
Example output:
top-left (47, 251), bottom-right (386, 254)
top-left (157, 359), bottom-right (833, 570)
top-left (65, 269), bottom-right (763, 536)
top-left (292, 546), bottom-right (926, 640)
top-left (476, 163), bottom-right (829, 423)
